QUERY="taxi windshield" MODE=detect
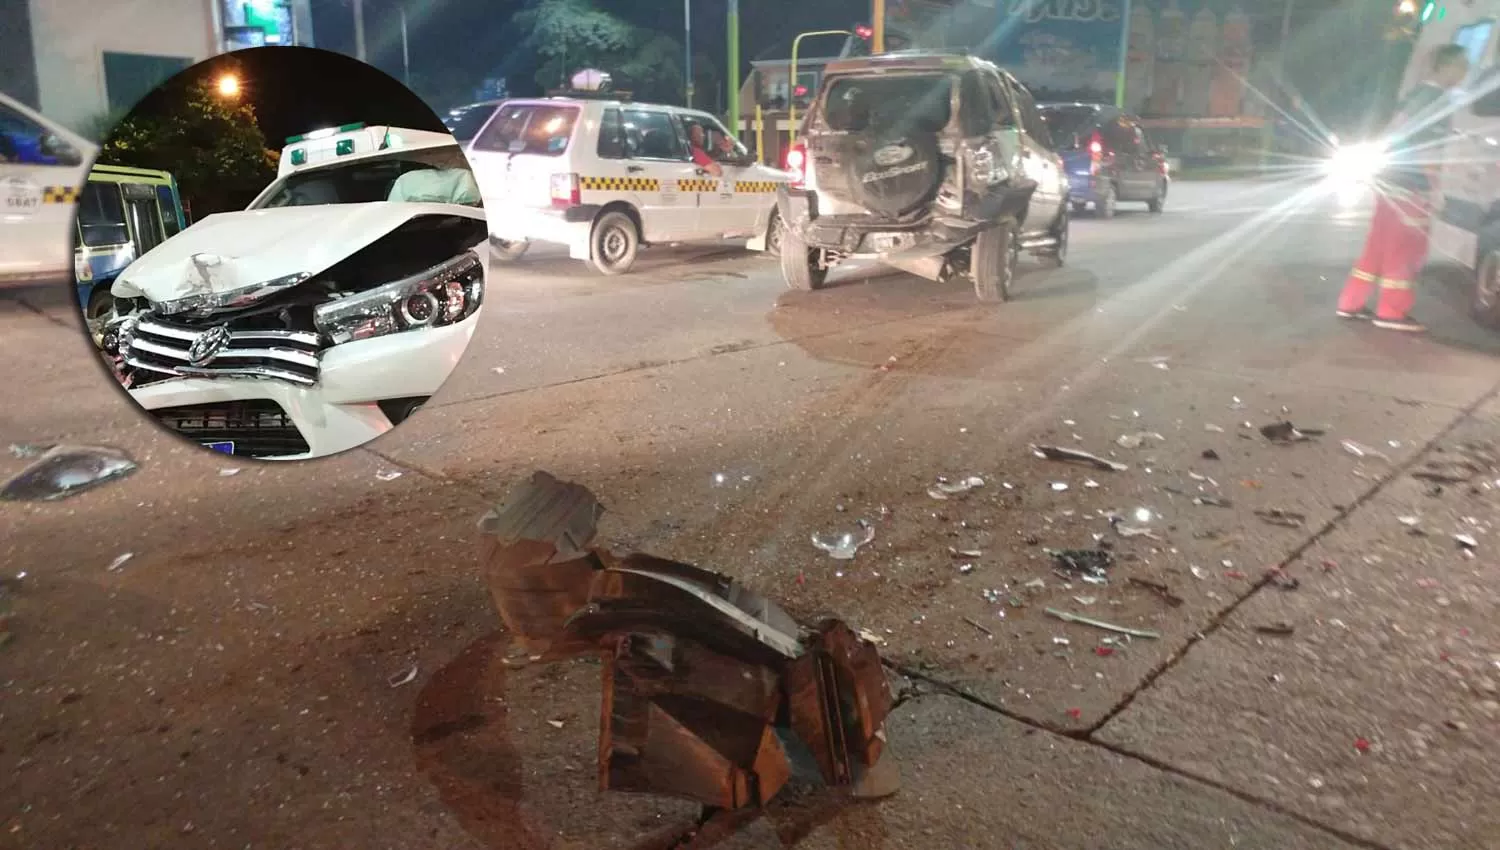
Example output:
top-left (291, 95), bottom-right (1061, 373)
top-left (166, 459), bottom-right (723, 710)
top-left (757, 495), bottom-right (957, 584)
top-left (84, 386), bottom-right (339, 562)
top-left (252, 147), bottom-right (479, 209)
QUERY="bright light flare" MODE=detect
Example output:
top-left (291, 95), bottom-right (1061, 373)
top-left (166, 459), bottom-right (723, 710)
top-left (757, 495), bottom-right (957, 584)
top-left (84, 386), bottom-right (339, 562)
top-left (1324, 141), bottom-right (1387, 188)
top-left (216, 73), bottom-right (241, 97)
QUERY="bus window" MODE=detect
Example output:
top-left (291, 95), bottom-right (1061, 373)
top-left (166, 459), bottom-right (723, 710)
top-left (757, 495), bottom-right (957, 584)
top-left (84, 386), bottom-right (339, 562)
top-left (76, 182), bottom-right (130, 248)
top-left (120, 182), bottom-right (166, 255)
top-left (156, 185), bottom-right (182, 237)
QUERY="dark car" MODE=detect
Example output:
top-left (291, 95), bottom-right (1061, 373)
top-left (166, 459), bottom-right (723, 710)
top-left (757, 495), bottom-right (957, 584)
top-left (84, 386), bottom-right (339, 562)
top-left (1038, 103), bottom-right (1168, 218)
top-left (443, 100), bottom-right (504, 144)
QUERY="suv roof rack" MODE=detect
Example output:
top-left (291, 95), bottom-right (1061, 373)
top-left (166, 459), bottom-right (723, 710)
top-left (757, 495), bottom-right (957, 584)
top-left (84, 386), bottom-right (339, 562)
top-left (545, 89), bottom-right (633, 101)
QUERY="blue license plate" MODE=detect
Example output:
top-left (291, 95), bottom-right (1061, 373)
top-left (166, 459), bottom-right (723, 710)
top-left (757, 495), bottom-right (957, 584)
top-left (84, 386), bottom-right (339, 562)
top-left (204, 441), bottom-right (235, 455)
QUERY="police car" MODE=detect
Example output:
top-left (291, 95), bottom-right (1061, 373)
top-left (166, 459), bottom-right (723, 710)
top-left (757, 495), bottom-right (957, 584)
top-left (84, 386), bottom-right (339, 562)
top-left (0, 89), bottom-right (94, 287)
top-left (104, 122), bottom-right (488, 459)
top-left (467, 70), bottom-right (791, 275)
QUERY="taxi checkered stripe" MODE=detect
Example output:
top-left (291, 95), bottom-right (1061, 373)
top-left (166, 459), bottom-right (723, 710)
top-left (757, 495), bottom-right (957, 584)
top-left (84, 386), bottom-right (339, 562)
top-left (581, 175), bottom-right (659, 191)
top-left (678, 178), bottom-right (719, 192)
top-left (734, 180), bottom-right (779, 193)
top-left (42, 185), bottom-right (80, 203)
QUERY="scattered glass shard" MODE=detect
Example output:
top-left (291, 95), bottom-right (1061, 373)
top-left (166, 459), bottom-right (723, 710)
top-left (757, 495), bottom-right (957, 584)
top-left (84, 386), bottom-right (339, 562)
top-left (1, 445), bottom-right (138, 502)
top-left (928, 475), bottom-right (985, 499)
top-left (106, 552), bottom-right (134, 572)
top-left (812, 520), bottom-right (875, 560)
top-left (1033, 444), bottom-right (1128, 471)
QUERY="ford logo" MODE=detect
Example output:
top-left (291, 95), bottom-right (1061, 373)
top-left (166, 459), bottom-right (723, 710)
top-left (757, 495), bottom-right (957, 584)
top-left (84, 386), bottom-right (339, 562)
top-left (187, 325), bottom-right (232, 366)
top-left (873, 143), bottom-right (912, 167)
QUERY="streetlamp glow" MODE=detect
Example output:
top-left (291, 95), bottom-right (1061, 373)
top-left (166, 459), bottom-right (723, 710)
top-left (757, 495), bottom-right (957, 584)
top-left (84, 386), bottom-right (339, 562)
top-left (216, 73), bottom-right (241, 97)
top-left (1397, 0), bottom-right (1417, 14)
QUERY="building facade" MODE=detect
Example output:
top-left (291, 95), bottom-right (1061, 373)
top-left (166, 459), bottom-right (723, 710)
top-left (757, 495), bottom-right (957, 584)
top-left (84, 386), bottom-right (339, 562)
top-left (0, 0), bottom-right (312, 134)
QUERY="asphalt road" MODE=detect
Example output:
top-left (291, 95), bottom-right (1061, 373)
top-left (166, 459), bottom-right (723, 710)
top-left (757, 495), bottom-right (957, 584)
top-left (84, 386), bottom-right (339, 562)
top-left (1, 179), bottom-right (1498, 850)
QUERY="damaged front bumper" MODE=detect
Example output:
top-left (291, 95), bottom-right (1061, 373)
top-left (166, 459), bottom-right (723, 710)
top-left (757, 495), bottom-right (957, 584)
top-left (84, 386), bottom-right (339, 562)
top-left (477, 471), bottom-right (900, 812)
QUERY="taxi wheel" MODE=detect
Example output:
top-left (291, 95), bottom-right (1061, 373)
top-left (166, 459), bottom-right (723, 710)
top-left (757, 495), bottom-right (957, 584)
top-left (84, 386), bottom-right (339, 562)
top-left (590, 212), bottom-right (639, 276)
top-left (490, 236), bottom-right (529, 262)
top-left (1474, 248), bottom-right (1500, 329)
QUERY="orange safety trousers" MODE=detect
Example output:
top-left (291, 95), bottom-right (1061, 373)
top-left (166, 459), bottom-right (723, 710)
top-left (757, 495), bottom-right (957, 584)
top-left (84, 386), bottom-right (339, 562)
top-left (1337, 192), bottom-right (1431, 321)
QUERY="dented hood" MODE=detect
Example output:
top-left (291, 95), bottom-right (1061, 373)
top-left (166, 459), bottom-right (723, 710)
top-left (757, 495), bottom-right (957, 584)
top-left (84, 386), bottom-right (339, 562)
top-left (111, 202), bottom-right (484, 304)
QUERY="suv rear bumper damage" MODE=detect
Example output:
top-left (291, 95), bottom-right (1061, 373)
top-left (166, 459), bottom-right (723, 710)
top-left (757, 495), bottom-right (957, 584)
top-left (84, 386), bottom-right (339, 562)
top-left (477, 471), bottom-right (899, 813)
top-left (778, 186), bottom-right (1033, 259)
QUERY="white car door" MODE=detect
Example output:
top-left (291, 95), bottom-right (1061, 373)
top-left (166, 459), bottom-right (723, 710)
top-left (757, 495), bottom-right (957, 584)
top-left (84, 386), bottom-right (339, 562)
top-left (0, 93), bottom-right (93, 283)
top-left (683, 111), bottom-right (774, 239)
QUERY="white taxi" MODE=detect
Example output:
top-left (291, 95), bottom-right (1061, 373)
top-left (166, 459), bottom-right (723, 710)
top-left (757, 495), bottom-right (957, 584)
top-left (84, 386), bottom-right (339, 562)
top-left (0, 90), bottom-right (95, 287)
top-left (467, 74), bottom-right (791, 275)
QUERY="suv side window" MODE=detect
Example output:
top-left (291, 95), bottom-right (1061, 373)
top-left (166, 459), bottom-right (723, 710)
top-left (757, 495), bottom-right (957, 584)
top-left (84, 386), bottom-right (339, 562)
top-left (598, 107), bottom-right (626, 159)
top-left (983, 72), bottom-right (1018, 129)
top-left (621, 108), bottom-right (686, 161)
top-left (959, 71), bottom-right (995, 136)
top-left (1010, 82), bottom-right (1052, 148)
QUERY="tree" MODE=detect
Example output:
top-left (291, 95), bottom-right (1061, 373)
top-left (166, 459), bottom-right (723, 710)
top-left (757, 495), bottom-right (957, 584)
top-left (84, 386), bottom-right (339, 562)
top-left (508, 0), bottom-right (685, 103)
top-left (96, 78), bottom-right (276, 216)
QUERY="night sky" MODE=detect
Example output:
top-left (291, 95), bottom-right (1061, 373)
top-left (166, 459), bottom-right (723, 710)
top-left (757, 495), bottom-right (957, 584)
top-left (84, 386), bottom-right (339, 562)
top-left (130, 46), bottom-right (447, 147)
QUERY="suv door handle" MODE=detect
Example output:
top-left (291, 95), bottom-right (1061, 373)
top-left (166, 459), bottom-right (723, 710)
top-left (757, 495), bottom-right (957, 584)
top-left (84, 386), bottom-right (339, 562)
top-left (627, 165), bottom-right (645, 173)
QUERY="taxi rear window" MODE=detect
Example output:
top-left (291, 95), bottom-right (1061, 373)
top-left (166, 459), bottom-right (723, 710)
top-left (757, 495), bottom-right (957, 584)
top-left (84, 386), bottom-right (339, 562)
top-left (472, 104), bottom-right (579, 156)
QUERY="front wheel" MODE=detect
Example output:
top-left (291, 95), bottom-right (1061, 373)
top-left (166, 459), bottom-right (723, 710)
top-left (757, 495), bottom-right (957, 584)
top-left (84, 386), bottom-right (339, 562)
top-left (490, 236), bottom-right (529, 262)
top-left (1043, 205), bottom-right (1069, 268)
top-left (1474, 248), bottom-right (1500, 329)
top-left (590, 212), bottom-right (640, 276)
top-left (779, 226), bottom-right (829, 291)
top-left (971, 222), bottom-right (1018, 303)
top-left (766, 209), bottom-right (785, 258)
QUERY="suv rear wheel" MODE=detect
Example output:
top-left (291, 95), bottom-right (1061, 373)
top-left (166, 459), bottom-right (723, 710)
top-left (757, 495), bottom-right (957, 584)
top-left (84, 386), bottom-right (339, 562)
top-left (1096, 183), bottom-right (1118, 219)
top-left (590, 212), bottom-right (640, 275)
top-left (971, 222), bottom-right (1018, 303)
top-left (780, 227), bottom-right (829, 291)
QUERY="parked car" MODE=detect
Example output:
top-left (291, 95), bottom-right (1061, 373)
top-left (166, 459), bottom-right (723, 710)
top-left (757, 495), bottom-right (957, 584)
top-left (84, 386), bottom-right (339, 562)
top-left (74, 165), bottom-right (187, 338)
top-left (777, 50), bottom-right (1069, 302)
top-left (466, 83), bottom-right (791, 275)
top-left (1037, 102), bottom-right (1169, 218)
top-left (0, 90), bottom-right (93, 287)
top-left (102, 123), bottom-right (487, 459)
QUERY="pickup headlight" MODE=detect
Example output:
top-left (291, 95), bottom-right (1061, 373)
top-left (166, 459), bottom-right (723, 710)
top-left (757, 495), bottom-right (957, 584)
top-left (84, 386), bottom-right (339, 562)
top-left (1324, 142), bottom-right (1388, 185)
top-left (313, 250), bottom-right (484, 345)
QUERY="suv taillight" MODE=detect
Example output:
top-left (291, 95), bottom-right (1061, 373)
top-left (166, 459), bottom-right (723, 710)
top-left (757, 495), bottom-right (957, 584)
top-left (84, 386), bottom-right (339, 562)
top-left (785, 143), bottom-right (808, 188)
top-left (1088, 131), bottom-right (1105, 175)
top-left (550, 173), bottom-right (580, 208)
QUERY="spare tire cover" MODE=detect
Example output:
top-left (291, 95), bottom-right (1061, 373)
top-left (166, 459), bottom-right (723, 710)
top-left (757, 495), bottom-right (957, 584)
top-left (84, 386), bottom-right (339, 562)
top-left (841, 131), bottom-right (942, 218)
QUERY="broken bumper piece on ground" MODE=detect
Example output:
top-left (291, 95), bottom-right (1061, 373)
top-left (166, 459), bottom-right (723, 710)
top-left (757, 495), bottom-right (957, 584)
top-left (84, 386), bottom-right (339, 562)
top-left (477, 470), bottom-right (900, 812)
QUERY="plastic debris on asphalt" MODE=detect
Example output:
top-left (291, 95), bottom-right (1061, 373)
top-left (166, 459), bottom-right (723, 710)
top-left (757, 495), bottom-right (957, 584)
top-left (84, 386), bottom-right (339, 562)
top-left (7, 443), bottom-right (50, 459)
top-left (375, 470), bottom-right (404, 481)
top-left (1032, 444), bottom-right (1129, 472)
top-left (1260, 421), bottom-right (1324, 444)
top-left (1, 445), bottom-right (138, 502)
top-left (1115, 432), bottom-right (1164, 450)
top-left (1341, 440), bottom-right (1391, 462)
top-left (1045, 607), bottom-right (1161, 639)
top-left (1255, 508), bottom-right (1307, 528)
top-left (387, 664), bottom-right (419, 688)
top-left (928, 475), bottom-right (985, 499)
top-left (1047, 548), bottom-right (1114, 583)
top-left (1051, 482), bottom-right (1069, 491)
top-left (812, 519), bottom-right (876, 560)
top-left (105, 553), bottom-right (134, 572)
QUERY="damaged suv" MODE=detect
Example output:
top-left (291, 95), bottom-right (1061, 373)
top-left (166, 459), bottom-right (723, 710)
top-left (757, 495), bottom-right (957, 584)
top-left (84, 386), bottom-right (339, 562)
top-left (778, 51), bottom-right (1069, 301)
top-left (101, 124), bottom-right (487, 459)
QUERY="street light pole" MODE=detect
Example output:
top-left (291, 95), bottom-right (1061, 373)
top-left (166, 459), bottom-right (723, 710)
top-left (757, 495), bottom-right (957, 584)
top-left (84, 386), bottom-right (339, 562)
top-left (684, 0), bottom-right (694, 107)
top-left (400, 5), bottom-right (410, 87)
top-left (353, 0), bottom-right (367, 62)
top-left (727, 0), bottom-right (740, 139)
top-left (789, 30), bottom-right (852, 146)
top-left (1114, 0), bottom-right (1132, 108)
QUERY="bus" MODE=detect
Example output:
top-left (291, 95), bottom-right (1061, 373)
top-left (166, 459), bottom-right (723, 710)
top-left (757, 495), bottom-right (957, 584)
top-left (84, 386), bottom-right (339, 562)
top-left (73, 164), bottom-right (186, 332)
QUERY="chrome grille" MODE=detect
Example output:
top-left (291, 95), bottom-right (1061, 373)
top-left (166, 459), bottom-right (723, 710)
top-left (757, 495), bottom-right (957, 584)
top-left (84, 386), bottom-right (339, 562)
top-left (122, 315), bottom-right (324, 386)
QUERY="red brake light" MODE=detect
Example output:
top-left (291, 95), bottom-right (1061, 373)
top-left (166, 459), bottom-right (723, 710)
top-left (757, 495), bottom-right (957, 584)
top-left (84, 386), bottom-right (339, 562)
top-left (855, 24), bottom-right (873, 39)
top-left (550, 173), bottom-right (580, 208)
top-left (785, 143), bottom-right (808, 187)
top-left (1089, 131), bottom-right (1104, 156)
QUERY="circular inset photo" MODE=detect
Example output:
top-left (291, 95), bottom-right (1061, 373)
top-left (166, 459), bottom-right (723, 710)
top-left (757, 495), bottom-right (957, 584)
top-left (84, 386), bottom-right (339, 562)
top-left (77, 46), bottom-right (487, 460)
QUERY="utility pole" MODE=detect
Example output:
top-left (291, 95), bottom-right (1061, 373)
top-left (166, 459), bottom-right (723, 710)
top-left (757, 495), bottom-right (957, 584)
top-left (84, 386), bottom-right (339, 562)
top-left (400, 5), bottom-right (410, 87)
top-left (1115, 0), bottom-right (1132, 108)
top-left (727, 0), bottom-right (740, 139)
top-left (872, 0), bottom-right (885, 53)
top-left (353, 0), bottom-right (367, 61)
top-left (684, 0), bottom-right (694, 107)
top-left (1278, 0), bottom-right (1294, 76)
